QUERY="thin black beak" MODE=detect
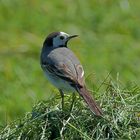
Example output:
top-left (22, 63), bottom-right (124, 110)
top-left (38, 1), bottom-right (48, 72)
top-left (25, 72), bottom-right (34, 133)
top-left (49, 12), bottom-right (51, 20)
top-left (65, 35), bottom-right (78, 47)
top-left (67, 35), bottom-right (78, 41)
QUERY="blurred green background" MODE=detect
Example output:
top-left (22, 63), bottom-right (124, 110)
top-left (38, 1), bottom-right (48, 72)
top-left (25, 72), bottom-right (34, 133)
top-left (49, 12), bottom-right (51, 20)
top-left (0, 0), bottom-right (140, 125)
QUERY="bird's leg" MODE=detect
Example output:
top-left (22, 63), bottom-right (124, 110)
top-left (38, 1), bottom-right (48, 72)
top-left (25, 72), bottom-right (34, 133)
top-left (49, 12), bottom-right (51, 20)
top-left (69, 92), bottom-right (76, 113)
top-left (59, 89), bottom-right (64, 111)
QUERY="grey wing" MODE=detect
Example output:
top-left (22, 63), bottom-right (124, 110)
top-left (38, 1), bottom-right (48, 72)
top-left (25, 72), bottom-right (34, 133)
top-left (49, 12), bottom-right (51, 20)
top-left (42, 48), bottom-right (85, 87)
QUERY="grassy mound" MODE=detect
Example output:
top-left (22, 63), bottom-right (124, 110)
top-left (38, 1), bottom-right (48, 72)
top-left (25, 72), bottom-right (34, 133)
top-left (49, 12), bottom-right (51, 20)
top-left (0, 81), bottom-right (140, 140)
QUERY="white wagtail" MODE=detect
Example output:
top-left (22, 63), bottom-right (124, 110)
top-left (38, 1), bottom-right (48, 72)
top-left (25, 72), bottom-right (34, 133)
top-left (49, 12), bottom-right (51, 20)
top-left (40, 31), bottom-right (103, 116)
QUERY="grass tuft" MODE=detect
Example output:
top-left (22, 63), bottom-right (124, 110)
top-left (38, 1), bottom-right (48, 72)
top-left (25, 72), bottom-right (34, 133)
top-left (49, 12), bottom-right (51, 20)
top-left (0, 81), bottom-right (140, 140)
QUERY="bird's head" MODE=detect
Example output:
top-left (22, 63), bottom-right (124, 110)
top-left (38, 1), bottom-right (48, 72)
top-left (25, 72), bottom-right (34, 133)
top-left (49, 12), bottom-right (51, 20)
top-left (43, 31), bottom-right (78, 48)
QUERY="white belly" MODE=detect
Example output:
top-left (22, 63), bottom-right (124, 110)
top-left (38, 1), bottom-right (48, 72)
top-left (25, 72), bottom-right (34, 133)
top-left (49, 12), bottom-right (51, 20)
top-left (44, 71), bottom-right (75, 93)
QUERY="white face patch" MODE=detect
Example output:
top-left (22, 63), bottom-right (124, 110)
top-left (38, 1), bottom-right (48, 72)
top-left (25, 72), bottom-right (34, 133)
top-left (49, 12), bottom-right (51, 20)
top-left (60, 32), bottom-right (69, 36)
top-left (53, 32), bottom-right (70, 48)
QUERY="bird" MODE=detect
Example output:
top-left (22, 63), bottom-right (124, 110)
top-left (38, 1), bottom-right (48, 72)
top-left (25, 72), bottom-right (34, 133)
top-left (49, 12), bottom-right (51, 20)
top-left (40, 31), bottom-right (103, 116)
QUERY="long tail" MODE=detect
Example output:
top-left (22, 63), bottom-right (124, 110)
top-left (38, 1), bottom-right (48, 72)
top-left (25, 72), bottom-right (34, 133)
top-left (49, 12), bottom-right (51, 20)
top-left (76, 86), bottom-right (103, 116)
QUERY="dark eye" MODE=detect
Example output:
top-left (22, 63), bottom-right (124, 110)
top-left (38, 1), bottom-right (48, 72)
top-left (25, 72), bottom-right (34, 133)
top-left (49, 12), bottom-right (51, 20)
top-left (60, 36), bottom-right (64, 40)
